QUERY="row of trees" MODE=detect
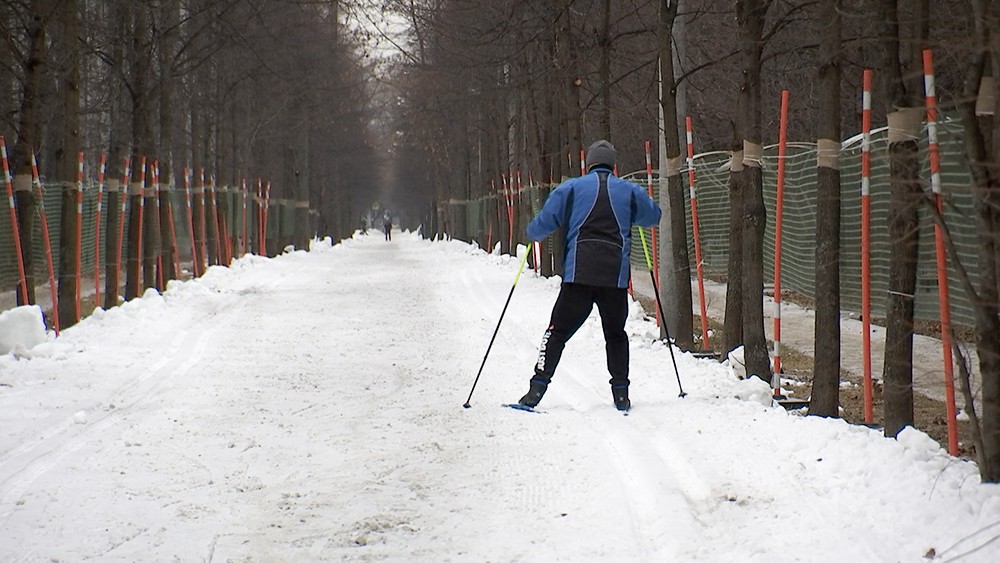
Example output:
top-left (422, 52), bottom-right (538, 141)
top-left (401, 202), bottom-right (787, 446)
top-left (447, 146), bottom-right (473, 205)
top-left (383, 0), bottom-right (1000, 481)
top-left (2, 0), bottom-right (383, 325)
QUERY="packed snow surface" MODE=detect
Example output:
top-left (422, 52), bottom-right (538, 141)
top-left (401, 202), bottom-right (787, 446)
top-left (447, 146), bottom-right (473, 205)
top-left (1, 231), bottom-right (998, 561)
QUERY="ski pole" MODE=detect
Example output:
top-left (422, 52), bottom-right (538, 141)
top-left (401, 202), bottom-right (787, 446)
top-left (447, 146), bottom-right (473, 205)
top-left (463, 244), bottom-right (533, 408)
top-left (638, 227), bottom-right (687, 398)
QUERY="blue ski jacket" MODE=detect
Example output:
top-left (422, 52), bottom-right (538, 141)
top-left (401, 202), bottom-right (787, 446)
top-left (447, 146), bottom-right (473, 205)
top-left (526, 166), bottom-right (661, 288)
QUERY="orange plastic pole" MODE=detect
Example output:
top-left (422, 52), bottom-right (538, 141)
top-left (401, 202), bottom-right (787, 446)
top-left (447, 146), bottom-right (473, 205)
top-left (643, 140), bottom-right (661, 328)
top-left (241, 178), bottom-right (248, 256)
top-left (152, 162), bottom-right (164, 290)
top-left (183, 168), bottom-right (199, 277)
top-left (685, 120), bottom-right (712, 350)
top-left (257, 178), bottom-right (265, 256)
top-left (923, 49), bottom-right (958, 456)
top-left (116, 157), bottom-right (131, 294)
top-left (209, 176), bottom-right (222, 264)
top-left (528, 172), bottom-right (540, 275)
top-left (30, 153), bottom-right (59, 334)
top-left (861, 69), bottom-right (874, 424)
top-left (773, 90), bottom-right (790, 395)
top-left (1, 137), bottom-right (29, 305)
top-left (262, 181), bottom-right (272, 254)
top-left (199, 169), bottom-right (208, 265)
top-left (516, 169), bottom-right (524, 252)
top-left (135, 156), bottom-right (147, 296)
top-left (503, 173), bottom-right (513, 251)
top-left (74, 151), bottom-right (84, 320)
top-left (580, 149), bottom-right (586, 176)
top-left (163, 165), bottom-right (181, 279)
top-left (218, 190), bottom-right (231, 266)
top-left (94, 153), bottom-right (106, 308)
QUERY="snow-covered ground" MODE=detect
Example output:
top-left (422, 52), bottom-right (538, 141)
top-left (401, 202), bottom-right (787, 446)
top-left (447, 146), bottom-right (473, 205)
top-left (1, 231), bottom-right (999, 561)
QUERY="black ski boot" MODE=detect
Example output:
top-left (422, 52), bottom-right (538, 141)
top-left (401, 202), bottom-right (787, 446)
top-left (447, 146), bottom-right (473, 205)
top-left (518, 379), bottom-right (548, 408)
top-left (612, 385), bottom-right (630, 412)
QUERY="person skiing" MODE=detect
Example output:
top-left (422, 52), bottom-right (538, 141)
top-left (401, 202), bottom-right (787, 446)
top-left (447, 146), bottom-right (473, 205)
top-left (383, 217), bottom-right (392, 241)
top-left (518, 140), bottom-right (661, 412)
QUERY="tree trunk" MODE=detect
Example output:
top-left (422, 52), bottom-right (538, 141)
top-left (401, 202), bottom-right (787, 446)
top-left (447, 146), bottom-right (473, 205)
top-left (658, 0), bottom-right (694, 350)
top-left (736, 0), bottom-right (771, 382)
top-left (55, 0), bottom-right (81, 327)
top-left (965, 0), bottom-right (1000, 481)
top-left (882, 136), bottom-right (922, 437)
top-left (598, 0), bottom-right (611, 140)
top-left (878, 0), bottom-right (926, 438)
top-left (723, 142), bottom-right (744, 356)
top-left (810, 0), bottom-right (843, 418)
top-left (157, 0), bottom-right (179, 282)
top-left (104, 0), bottom-right (128, 308)
top-left (11, 0), bottom-right (51, 307)
top-left (127, 3), bottom-right (155, 299)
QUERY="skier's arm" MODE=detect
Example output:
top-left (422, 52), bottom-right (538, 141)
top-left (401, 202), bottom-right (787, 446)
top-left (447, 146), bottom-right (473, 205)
top-left (631, 184), bottom-right (662, 228)
top-left (526, 184), bottom-right (571, 241)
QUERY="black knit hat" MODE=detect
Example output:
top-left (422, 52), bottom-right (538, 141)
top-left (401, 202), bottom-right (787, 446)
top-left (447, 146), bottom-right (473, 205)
top-left (585, 140), bottom-right (617, 171)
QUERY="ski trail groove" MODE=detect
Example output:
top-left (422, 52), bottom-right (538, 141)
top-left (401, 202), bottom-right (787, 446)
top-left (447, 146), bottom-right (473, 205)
top-left (0, 305), bottom-right (236, 527)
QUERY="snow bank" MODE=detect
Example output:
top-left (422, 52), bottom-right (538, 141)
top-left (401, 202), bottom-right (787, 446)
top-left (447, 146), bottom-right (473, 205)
top-left (0, 305), bottom-right (47, 355)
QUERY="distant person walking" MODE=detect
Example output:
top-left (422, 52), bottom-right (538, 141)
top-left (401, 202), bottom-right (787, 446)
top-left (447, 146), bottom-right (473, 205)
top-left (383, 217), bottom-right (392, 241)
top-left (517, 140), bottom-right (661, 412)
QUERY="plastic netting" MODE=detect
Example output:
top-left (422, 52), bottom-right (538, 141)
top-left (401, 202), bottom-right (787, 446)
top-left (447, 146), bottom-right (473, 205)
top-left (1, 183), bottom-right (263, 310)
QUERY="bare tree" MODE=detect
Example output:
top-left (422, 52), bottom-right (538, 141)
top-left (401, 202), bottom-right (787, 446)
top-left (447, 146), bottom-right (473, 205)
top-left (878, 0), bottom-right (928, 438)
top-left (809, 0), bottom-right (843, 417)
top-left (9, 0), bottom-right (54, 307)
top-left (55, 0), bottom-right (82, 326)
top-left (735, 0), bottom-right (771, 383)
top-left (950, 0), bottom-right (1000, 482)
top-left (658, 0), bottom-right (694, 350)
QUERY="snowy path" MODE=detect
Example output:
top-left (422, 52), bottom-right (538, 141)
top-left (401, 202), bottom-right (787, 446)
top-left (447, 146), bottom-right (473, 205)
top-left (1, 232), bottom-right (999, 561)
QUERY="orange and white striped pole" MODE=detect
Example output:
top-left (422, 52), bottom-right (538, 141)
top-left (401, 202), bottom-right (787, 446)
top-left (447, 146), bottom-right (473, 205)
top-left (0, 137), bottom-right (28, 305)
top-left (183, 167), bottom-right (199, 277)
top-left (580, 148), bottom-right (586, 176)
top-left (528, 171), bottom-right (540, 274)
top-left (135, 156), bottom-right (147, 295)
top-left (772, 89), bottom-right (790, 394)
top-left (116, 156), bottom-right (131, 292)
top-left (74, 151), bottom-right (84, 320)
top-left (162, 164), bottom-right (181, 279)
top-left (218, 183), bottom-right (231, 266)
top-left (643, 140), bottom-right (661, 328)
top-left (241, 178), bottom-right (248, 257)
top-left (923, 49), bottom-right (958, 456)
top-left (94, 153), bottom-right (106, 308)
top-left (502, 173), bottom-right (513, 251)
top-left (257, 178), bottom-right (265, 256)
top-left (152, 162), bottom-right (165, 290)
top-left (685, 119), bottom-right (712, 350)
top-left (262, 181), bottom-right (272, 254)
top-left (200, 169), bottom-right (210, 265)
top-left (861, 69), bottom-right (874, 424)
top-left (30, 153), bottom-right (59, 334)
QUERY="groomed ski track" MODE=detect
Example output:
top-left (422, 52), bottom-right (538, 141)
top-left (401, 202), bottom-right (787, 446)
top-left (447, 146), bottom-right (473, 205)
top-left (0, 231), bottom-right (996, 561)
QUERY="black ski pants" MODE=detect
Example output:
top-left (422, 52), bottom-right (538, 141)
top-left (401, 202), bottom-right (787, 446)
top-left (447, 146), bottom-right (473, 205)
top-left (533, 283), bottom-right (630, 388)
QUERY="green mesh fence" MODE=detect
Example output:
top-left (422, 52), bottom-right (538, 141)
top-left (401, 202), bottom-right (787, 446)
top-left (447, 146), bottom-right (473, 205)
top-left (2, 181), bottom-right (261, 311)
top-left (629, 116), bottom-right (980, 328)
top-left (445, 117), bottom-right (981, 330)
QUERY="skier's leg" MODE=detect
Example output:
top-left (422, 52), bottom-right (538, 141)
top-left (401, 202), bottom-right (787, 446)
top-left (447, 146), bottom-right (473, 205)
top-left (519, 284), bottom-right (593, 406)
top-left (595, 287), bottom-right (630, 388)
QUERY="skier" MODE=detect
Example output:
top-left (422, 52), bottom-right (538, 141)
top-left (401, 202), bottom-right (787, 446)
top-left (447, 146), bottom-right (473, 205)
top-left (383, 217), bottom-right (392, 241)
top-left (518, 140), bottom-right (661, 412)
